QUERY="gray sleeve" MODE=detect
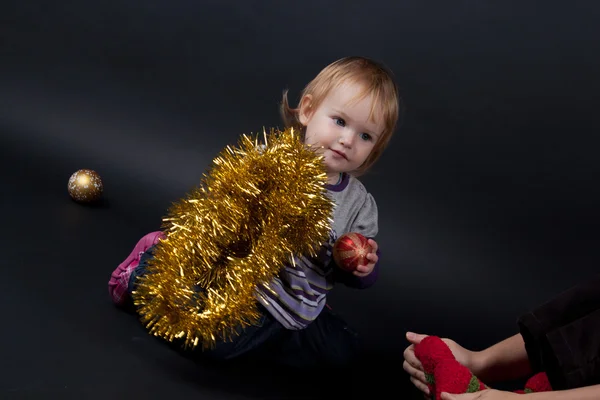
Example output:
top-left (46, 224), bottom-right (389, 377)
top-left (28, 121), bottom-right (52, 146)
top-left (350, 192), bottom-right (378, 239)
top-left (334, 192), bottom-right (380, 289)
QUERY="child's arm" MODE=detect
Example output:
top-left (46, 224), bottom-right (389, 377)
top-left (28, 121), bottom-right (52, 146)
top-left (334, 188), bottom-right (380, 288)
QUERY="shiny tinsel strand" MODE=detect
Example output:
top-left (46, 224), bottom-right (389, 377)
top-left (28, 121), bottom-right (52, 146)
top-left (132, 128), bottom-right (334, 349)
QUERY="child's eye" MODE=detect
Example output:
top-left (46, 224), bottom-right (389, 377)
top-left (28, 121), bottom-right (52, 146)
top-left (334, 117), bottom-right (346, 127)
top-left (360, 133), bottom-right (372, 141)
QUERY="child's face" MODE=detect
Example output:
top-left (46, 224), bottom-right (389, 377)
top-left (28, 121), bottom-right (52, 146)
top-left (299, 82), bottom-right (384, 181)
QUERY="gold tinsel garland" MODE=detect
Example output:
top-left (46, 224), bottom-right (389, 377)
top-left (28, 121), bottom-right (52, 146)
top-left (132, 128), bottom-right (334, 349)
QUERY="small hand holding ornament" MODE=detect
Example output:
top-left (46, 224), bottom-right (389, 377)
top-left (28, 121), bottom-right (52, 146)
top-left (332, 232), bottom-right (378, 277)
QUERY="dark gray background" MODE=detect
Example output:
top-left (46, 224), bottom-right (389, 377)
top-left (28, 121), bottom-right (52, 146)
top-left (2, 1), bottom-right (599, 398)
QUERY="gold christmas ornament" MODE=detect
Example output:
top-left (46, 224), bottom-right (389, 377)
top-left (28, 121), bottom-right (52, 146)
top-left (68, 169), bottom-right (103, 203)
top-left (132, 127), bottom-right (334, 350)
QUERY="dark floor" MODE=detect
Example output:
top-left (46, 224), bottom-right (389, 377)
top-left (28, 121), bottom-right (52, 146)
top-left (3, 1), bottom-right (600, 399)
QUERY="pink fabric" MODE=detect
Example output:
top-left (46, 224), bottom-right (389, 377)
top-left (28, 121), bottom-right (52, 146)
top-left (108, 231), bottom-right (165, 305)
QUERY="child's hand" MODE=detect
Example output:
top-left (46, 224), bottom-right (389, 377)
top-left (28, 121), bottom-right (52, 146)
top-left (353, 239), bottom-right (378, 277)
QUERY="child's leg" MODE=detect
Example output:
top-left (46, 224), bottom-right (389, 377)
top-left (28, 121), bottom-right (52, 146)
top-left (127, 257), bottom-right (284, 364)
top-left (272, 306), bottom-right (361, 370)
top-left (196, 307), bottom-right (284, 363)
top-left (108, 231), bottom-right (165, 306)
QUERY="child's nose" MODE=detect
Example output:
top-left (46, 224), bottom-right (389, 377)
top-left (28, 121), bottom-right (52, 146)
top-left (339, 131), bottom-right (355, 147)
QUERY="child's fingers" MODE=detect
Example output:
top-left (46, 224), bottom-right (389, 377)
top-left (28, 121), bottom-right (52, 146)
top-left (355, 264), bottom-right (369, 273)
top-left (367, 239), bottom-right (378, 252)
top-left (353, 266), bottom-right (370, 277)
top-left (366, 253), bottom-right (378, 263)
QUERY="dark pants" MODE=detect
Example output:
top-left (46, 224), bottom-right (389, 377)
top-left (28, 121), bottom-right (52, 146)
top-left (517, 274), bottom-right (600, 390)
top-left (127, 246), bottom-right (361, 370)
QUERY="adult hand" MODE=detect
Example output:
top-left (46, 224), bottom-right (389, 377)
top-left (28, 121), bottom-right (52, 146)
top-left (441, 389), bottom-right (521, 400)
top-left (403, 332), bottom-right (478, 396)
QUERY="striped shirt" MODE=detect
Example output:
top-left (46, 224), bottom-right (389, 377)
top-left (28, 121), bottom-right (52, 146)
top-left (254, 173), bottom-right (380, 330)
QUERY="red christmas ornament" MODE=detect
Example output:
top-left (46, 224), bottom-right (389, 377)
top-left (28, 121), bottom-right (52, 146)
top-left (332, 232), bottom-right (372, 272)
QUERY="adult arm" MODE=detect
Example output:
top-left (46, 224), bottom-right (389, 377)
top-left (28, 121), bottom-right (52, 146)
top-left (473, 333), bottom-right (532, 383)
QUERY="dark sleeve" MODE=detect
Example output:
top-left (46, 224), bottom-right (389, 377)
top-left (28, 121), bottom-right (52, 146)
top-left (333, 247), bottom-right (381, 289)
top-left (516, 274), bottom-right (600, 390)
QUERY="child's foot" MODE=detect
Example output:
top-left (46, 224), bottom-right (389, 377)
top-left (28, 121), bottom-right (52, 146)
top-left (108, 231), bottom-right (165, 306)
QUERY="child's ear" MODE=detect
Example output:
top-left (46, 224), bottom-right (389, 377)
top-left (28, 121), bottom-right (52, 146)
top-left (298, 94), bottom-right (314, 126)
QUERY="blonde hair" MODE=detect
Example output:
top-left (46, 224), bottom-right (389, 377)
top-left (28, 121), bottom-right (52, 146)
top-left (281, 56), bottom-right (402, 176)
